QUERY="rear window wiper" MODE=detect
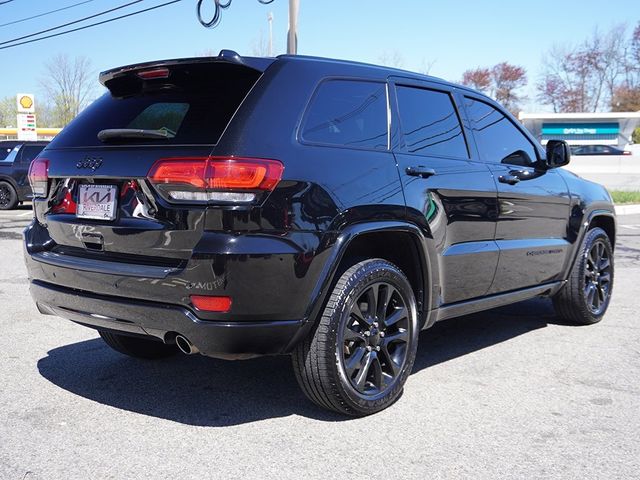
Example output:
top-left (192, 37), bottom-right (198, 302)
top-left (97, 128), bottom-right (175, 142)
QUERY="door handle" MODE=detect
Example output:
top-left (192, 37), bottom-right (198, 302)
top-left (498, 174), bottom-right (520, 185)
top-left (406, 166), bottom-right (436, 178)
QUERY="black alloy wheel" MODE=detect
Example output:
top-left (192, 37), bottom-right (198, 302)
top-left (583, 239), bottom-right (612, 315)
top-left (0, 182), bottom-right (18, 210)
top-left (292, 259), bottom-right (419, 416)
top-left (553, 227), bottom-right (614, 325)
top-left (340, 281), bottom-right (410, 396)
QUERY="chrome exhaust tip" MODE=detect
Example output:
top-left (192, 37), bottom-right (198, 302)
top-left (175, 335), bottom-right (199, 355)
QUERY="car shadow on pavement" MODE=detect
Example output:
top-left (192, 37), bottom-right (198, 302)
top-left (37, 297), bottom-right (572, 426)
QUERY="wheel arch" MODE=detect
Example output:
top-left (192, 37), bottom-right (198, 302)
top-left (0, 175), bottom-right (19, 191)
top-left (562, 209), bottom-right (616, 282)
top-left (285, 221), bottom-right (438, 354)
top-left (588, 213), bottom-right (616, 249)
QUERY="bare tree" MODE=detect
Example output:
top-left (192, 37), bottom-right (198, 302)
top-left (536, 25), bottom-right (632, 113)
top-left (196, 48), bottom-right (217, 57)
top-left (0, 96), bottom-right (15, 127)
top-left (377, 50), bottom-right (405, 69)
top-left (39, 54), bottom-right (95, 127)
top-left (537, 45), bottom-right (598, 112)
top-left (611, 85), bottom-right (640, 111)
top-left (418, 58), bottom-right (436, 76)
top-left (461, 67), bottom-right (492, 94)
top-left (250, 30), bottom-right (270, 56)
top-left (461, 63), bottom-right (527, 112)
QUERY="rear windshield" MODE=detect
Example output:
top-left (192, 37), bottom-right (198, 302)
top-left (49, 63), bottom-right (262, 148)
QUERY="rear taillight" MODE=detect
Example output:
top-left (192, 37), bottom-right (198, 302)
top-left (28, 158), bottom-right (49, 197)
top-left (623, 150), bottom-right (632, 155)
top-left (147, 156), bottom-right (284, 204)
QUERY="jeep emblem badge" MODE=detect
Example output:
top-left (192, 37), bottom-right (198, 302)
top-left (76, 157), bottom-right (103, 171)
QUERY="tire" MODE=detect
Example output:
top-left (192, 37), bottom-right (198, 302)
top-left (553, 227), bottom-right (614, 325)
top-left (292, 259), bottom-right (419, 416)
top-left (0, 181), bottom-right (18, 210)
top-left (99, 330), bottom-right (179, 359)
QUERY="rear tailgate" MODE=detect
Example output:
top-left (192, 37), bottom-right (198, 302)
top-left (31, 56), bottom-right (271, 260)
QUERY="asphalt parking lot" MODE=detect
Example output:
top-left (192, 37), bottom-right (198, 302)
top-left (1, 207), bottom-right (639, 480)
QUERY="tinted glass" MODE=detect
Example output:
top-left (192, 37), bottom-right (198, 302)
top-left (301, 80), bottom-right (388, 150)
top-left (20, 145), bottom-right (45, 164)
top-left (0, 143), bottom-right (20, 162)
top-left (49, 63), bottom-right (261, 148)
top-left (396, 86), bottom-right (468, 158)
top-left (464, 97), bottom-right (537, 166)
top-left (0, 145), bottom-right (20, 163)
top-left (127, 103), bottom-right (190, 135)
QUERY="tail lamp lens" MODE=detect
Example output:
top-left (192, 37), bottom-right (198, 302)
top-left (28, 158), bottom-right (49, 197)
top-left (147, 157), bottom-right (284, 204)
top-left (191, 295), bottom-right (232, 312)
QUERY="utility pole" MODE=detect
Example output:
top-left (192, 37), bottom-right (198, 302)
top-left (287, 0), bottom-right (299, 55)
top-left (267, 11), bottom-right (273, 56)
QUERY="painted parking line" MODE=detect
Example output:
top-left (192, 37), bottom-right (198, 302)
top-left (620, 225), bottom-right (640, 230)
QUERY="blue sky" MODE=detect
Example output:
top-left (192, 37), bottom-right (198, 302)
top-left (0, 0), bottom-right (637, 112)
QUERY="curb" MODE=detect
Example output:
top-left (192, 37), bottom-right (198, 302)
top-left (615, 204), bottom-right (640, 216)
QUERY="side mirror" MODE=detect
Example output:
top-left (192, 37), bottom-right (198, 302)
top-left (543, 140), bottom-right (571, 169)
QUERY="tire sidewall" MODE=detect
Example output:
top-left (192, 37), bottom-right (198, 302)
top-left (576, 228), bottom-right (614, 323)
top-left (0, 181), bottom-right (17, 210)
top-left (328, 260), bottom-right (419, 414)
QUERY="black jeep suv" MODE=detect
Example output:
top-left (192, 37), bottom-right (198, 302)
top-left (24, 51), bottom-right (615, 415)
top-left (0, 141), bottom-right (48, 209)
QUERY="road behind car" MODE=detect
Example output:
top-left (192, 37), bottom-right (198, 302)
top-left (1, 207), bottom-right (639, 479)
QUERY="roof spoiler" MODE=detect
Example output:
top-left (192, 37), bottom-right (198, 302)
top-left (99, 49), bottom-right (274, 87)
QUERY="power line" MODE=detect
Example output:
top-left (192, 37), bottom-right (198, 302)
top-left (0, 0), bottom-right (184, 51)
top-left (0, 0), bottom-right (16, 5)
top-left (0, 0), bottom-right (100, 29)
top-left (196, 0), bottom-right (274, 28)
top-left (0, 0), bottom-right (144, 46)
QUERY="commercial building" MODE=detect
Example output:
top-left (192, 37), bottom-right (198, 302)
top-left (519, 112), bottom-right (640, 148)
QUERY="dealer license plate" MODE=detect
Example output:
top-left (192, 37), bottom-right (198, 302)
top-left (77, 184), bottom-right (117, 221)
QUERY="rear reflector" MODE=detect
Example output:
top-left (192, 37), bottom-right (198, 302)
top-left (28, 158), bottom-right (49, 197)
top-left (147, 156), bottom-right (284, 204)
top-left (191, 295), bottom-right (232, 312)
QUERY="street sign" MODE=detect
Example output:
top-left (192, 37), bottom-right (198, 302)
top-left (17, 113), bottom-right (37, 141)
top-left (16, 93), bottom-right (35, 114)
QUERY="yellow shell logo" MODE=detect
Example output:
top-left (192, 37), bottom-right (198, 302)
top-left (19, 95), bottom-right (33, 109)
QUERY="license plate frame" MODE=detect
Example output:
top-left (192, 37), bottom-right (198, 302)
top-left (76, 184), bottom-right (118, 221)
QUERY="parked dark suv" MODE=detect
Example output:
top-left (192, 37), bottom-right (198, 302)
top-left (24, 51), bottom-right (615, 415)
top-left (0, 140), bottom-right (48, 209)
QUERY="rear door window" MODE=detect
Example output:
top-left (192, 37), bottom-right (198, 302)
top-left (395, 85), bottom-right (468, 158)
top-left (301, 79), bottom-right (388, 150)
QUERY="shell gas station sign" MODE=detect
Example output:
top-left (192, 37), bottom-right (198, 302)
top-left (16, 93), bottom-right (37, 141)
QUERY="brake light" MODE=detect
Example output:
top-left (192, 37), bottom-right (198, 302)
top-left (191, 295), bottom-right (232, 312)
top-left (147, 156), bottom-right (284, 204)
top-left (28, 158), bottom-right (49, 197)
top-left (136, 68), bottom-right (170, 80)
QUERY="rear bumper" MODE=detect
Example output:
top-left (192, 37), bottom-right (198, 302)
top-left (30, 280), bottom-right (306, 359)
